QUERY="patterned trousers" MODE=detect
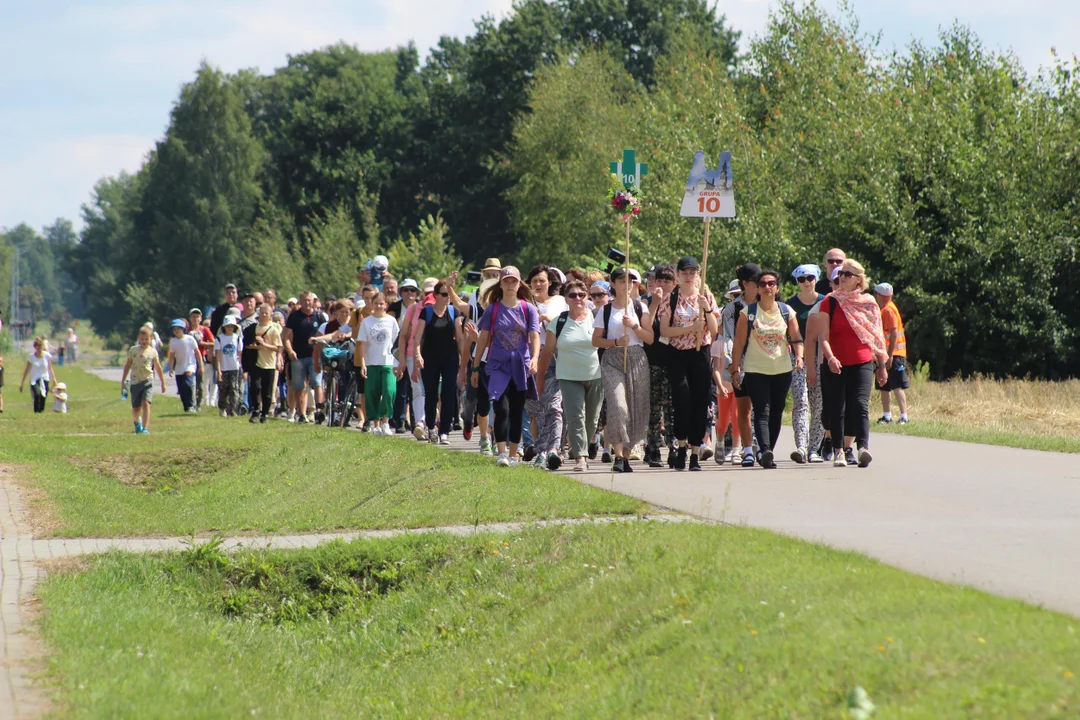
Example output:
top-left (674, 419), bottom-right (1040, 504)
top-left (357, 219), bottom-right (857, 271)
top-left (790, 357), bottom-right (825, 454)
top-left (646, 363), bottom-right (675, 455)
top-left (525, 362), bottom-right (563, 454)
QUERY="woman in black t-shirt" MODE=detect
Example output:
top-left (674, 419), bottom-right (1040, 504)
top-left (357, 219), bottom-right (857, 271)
top-left (411, 281), bottom-right (460, 444)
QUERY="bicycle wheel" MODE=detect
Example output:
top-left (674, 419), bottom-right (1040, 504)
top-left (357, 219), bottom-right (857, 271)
top-left (324, 370), bottom-right (337, 427)
top-left (339, 371), bottom-right (358, 428)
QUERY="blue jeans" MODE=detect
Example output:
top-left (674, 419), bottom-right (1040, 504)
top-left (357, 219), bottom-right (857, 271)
top-left (175, 373), bottom-right (195, 411)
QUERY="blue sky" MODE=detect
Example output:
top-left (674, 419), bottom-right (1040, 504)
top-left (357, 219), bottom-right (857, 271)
top-left (2, 0), bottom-right (1077, 235)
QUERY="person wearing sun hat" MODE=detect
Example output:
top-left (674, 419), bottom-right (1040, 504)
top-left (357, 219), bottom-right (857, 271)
top-left (482, 257), bottom-right (502, 280)
top-left (785, 263), bottom-right (826, 464)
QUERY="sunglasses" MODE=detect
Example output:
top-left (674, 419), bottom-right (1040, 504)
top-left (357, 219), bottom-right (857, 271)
top-left (402, 288), bottom-right (418, 293)
top-left (837, 270), bottom-right (860, 279)
top-left (797, 275), bottom-right (816, 284)
top-left (438, 292), bottom-right (449, 297)
top-left (758, 280), bottom-right (778, 288)
top-left (590, 292), bottom-right (607, 299)
top-left (567, 292), bottom-right (587, 300)
top-left (826, 258), bottom-right (844, 265)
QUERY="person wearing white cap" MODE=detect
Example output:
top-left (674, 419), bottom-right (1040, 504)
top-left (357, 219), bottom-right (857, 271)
top-left (215, 316), bottom-right (243, 416)
top-left (874, 283), bottom-right (910, 425)
top-left (785, 264), bottom-right (826, 463)
top-left (167, 318), bottom-right (203, 413)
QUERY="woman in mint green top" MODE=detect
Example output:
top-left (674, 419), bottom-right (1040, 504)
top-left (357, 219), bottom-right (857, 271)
top-left (537, 280), bottom-right (601, 471)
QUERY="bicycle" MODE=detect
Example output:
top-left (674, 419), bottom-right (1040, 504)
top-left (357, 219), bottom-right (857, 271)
top-left (318, 340), bottom-right (356, 427)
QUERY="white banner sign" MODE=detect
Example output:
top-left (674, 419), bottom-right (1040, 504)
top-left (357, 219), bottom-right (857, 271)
top-left (679, 150), bottom-right (735, 218)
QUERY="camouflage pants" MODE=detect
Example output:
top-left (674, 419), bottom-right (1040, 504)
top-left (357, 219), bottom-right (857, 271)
top-left (646, 363), bottom-right (675, 455)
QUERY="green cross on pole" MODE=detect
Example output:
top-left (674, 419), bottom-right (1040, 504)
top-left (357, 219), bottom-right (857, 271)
top-left (610, 149), bottom-right (647, 189)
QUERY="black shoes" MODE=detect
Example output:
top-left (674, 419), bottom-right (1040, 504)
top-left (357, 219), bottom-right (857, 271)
top-left (522, 444), bottom-right (537, 462)
top-left (612, 457), bottom-right (627, 473)
top-left (759, 450), bottom-right (776, 469)
top-left (646, 449), bottom-right (665, 468)
top-left (259, 414), bottom-right (268, 424)
top-left (248, 413), bottom-right (259, 424)
top-left (674, 446), bottom-right (688, 471)
top-left (845, 447), bottom-right (857, 467)
top-left (667, 448), bottom-right (676, 468)
top-left (546, 453), bottom-right (562, 471)
top-left (688, 454), bottom-right (701, 471)
top-left (601, 449), bottom-right (612, 464)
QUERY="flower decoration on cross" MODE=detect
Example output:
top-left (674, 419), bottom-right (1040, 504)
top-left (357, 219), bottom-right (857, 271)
top-left (607, 149), bottom-right (647, 221)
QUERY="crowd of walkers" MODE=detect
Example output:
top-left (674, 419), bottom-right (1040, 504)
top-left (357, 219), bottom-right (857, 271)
top-left (118, 248), bottom-right (911, 469)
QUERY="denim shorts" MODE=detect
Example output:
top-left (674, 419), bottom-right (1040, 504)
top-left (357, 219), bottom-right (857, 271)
top-left (289, 357), bottom-right (323, 391)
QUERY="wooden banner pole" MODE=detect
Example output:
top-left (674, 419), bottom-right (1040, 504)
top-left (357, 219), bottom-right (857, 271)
top-left (697, 217), bottom-right (711, 350)
top-left (623, 216), bottom-right (632, 372)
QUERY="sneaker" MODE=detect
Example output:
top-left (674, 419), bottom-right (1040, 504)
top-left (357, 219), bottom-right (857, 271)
top-left (479, 438), bottom-right (493, 456)
top-left (220, 409), bottom-right (228, 418)
top-left (741, 450), bottom-right (755, 468)
top-left (674, 446), bottom-right (687, 471)
top-left (612, 457), bottom-right (628, 473)
top-left (260, 414), bottom-right (268, 424)
top-left (496, 452), bottom-right (510, 467)
top-left (237, 405), bottom-right (248, 417)
top-left (439, 434), bottom-right (451, 446)
top-left (508, 455), bottom-right (521, 467)
top-left (573, 459), bottom-right (587, 472)
top-left (822, 438), bottom-right (833, 462)
top-left (667, 448), bottom-right (677, 468)
top-left (646, 450), bottom-right (664, 469)
top-left (833, 454), bottom-right (848, 468)
top-left (362, 421), bottom-right (372, 433)
top-left (601, 449), bottom-right (612, 464)
top-left (314, 411), bottom-right (325, 425)
top-left (845, 447), bottom-right (856, 467)
top-left (522, 444), bottom-right (537, 463)
top-left (629, 445), bottom-right (644, 462)
top-left (808, 451), bottom-right (824, 463)
top-left (137, 427), bottom-right (150, 435)
top-left (546, 453), bottom-right (562, 471)
top-left (413, 425), bottom-right (427, 441)
top-left (897, 417), bottom-right (909, 425)
top-left (790, 447), bottom-right (808, 464)
top-left (134, 421), bottom-right (143, 434)
top-left (428, 429), bottom-right (438, 444)
top-left (857, 448), bottom-right (873, 468)
top-left (306, 414), bottom-right (315, 424)
top-left (452, 418), bottom-right (462, 432)
top-left (286, 410), bottom-right (295, 422)
top-left (876, 416), bottom-right (892, 425)
top-left (249, 413), bottom-right (259, 424)
top-left (463, 426), bottom-right (473, 441)
top-left (380, 423), bottom-right (392, 436)
top-left (699, 445), bottom-right (714, 462)
top-left (760, 450), bottom-right (776, 469)
top-left (295, 414), bottom-right (307, 424)
top-left (689, 454), bottom-right (702, 471)
top-left (588, 442), bottom-right (598, 460)
top-left (396, 426), bottom-right (408, 435)
top-left (533, 451), bottom-right (547, 467)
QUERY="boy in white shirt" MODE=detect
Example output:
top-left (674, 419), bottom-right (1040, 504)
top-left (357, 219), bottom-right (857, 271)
top-left (167, 319), bottom-right (204, 413)
top-left (215, 317), bottom-right (242, 416)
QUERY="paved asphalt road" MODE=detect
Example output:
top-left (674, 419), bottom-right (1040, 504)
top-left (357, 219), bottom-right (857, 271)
top-left (90, 366), bottom-right (1080, 617)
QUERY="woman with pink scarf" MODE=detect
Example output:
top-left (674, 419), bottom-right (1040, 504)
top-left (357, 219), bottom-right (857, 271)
top-left (809, 259), bottom-right (888, 468)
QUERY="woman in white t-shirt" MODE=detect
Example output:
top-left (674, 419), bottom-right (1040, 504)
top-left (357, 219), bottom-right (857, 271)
top-left (524, 265), bottom-right (567, 468)
top-left (357, 292), bottom-right (401, 436)
top-left (19, 336), bottom-right (58, 413)
top-left (592, 267), bottom-right (654, 473)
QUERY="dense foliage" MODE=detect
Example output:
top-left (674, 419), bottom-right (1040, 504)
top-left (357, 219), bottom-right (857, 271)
top-left (3, 1), bottom-right (1077, 377)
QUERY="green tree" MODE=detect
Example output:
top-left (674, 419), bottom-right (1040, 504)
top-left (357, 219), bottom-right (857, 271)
top-left (385, 214), bottom-right (463, 283)
top-left (45, 218), bottom-right (84, 317)
top-left (303, 204), bottom-right (369, 299)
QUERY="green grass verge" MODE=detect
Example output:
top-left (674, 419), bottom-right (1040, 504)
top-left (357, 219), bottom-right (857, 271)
top-left (869, 419), bottom-right (1080, 454)
top-left (0, 368), bottom-right (644, 537)
top-left (38, 522), bottom-right (1078, 718)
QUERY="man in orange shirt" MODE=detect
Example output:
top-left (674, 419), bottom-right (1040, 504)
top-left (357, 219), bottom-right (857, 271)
top-left (874, 283), bottom-right (909, 424)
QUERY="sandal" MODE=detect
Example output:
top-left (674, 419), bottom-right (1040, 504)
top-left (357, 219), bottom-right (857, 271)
top-left (573, 458), bottom-right (588, 472)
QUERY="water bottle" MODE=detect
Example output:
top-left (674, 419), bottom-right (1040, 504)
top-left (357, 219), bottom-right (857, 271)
top-left (121, 380), bottom-right (130, 401)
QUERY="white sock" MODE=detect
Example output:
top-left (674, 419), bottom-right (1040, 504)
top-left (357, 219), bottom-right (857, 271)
top-left (882, 411), bottom-right (892, 420)
top-left (900, 413), bottom-right (908, 421)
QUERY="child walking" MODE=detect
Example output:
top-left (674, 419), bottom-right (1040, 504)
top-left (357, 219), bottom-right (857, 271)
top-left (121, 324), bottom-right (167, 434)
top-left (357, 292), bottom-right (401, 436)
top-left (216, 316), bottom-right (242, 416)
top-left (19, 337), bottom-right (58, 413)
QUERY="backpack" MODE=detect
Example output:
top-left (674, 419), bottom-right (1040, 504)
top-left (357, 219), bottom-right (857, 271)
top-left (421, 304), bottom-right (457, 347)
top-left (743, 301), bottom-right (793, 355)
top-left (553, 310), bottom-right (571, 339)
top-left (602, 300), bottom-right (646, 340)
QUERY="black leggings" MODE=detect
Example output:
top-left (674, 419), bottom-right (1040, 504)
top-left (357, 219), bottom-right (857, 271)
top-left (31, 380), bottom-right (49, 413)
top-left (421, 352), bottom-right (460, 435)
top-left (822, 361), bottom-right (873, 450)
top-left (249, 367), bottom-right (276, 416)
top-left (667, 347), bottom-right (712, 446)
top-left (462, 362), bottom-right (491, 429)
top-left (742, 371), bottom-right (793, 454)
top-left (492, 379), bottom-right (527, 445)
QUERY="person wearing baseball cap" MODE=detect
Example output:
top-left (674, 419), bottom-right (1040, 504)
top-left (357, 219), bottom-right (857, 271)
top-left (785, 263), bottom-right (827, 465)
top-left (874, 282), bottom-right (909, 425)
top-left (658, 255), bottom-right (718, 471)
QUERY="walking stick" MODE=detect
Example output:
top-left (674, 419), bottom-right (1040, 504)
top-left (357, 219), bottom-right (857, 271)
top-left (624, 215), bottom-right (632, 372)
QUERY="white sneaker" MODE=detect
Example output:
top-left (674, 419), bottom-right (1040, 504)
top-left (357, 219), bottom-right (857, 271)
top-left (790, 447), bottom-right (808, 464)
top-left (496, 452), bottom-right (510, 467)
top-left (508, 456), bottom-right (521, 466)
top-left (439, 434), bottom-right (451, 446)
top-left (286, 409), bottom-right (295, 421)
top-left (833, 454), bottom-right (848, 468)
top-left (629, 445), bottom-right (644, 461)
top-left (380, 423), bottom-right (392, 436)
top-left (809, 452), bottom-right (824, 463)
top-left (413, 425), bottom-right (427, 441)
top-left (857, 448), bottom-right (873, 468)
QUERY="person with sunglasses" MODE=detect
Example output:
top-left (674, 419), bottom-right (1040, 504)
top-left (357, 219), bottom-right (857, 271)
top-left (537, 280), bottom-right (600, 472)
top-left (472, 267), bottom-right (541, 466)
top-left (808, 259), bottom-right (889, 468)
top-left (593, 267), bottom-right (654, 473)
top-left (588, 279), bottom-right (611, 460)
top-left (729, 269), bottom-right (804, 469)
top-left (787, 264), bottom-right (826, 463)
top-left (642, 265), bottom-right (678, 468)
top-left (817, 248), bottom-right (846, 296)
top-left (411, 280), bottom-right (460, 445)
top-left (805, 267), bottom-right (841, 460)
top-left (658, 256), bottom-right (719, 471)
top-left (525, 265), bottom-right (567, 469)
top-left (387, 278), bottom-right (420, 432)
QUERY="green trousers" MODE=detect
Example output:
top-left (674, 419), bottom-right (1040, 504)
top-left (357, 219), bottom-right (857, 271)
top-left (364, 365), bottom-right (397, 421)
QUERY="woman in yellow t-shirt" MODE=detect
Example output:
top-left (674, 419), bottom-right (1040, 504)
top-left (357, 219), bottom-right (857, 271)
top-left (250, 303), bottom-right (283, 423)
top-left (730, 268), bottom-right (804, 469)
